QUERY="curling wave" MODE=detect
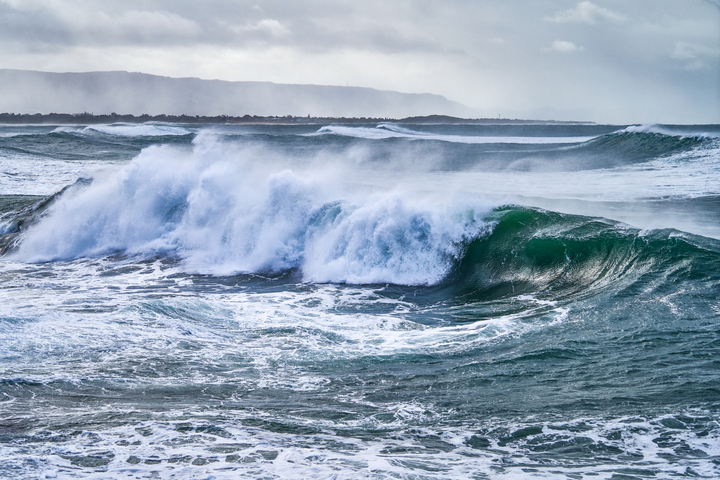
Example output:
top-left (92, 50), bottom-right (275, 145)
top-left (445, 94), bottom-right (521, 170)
top-left (445, 206), bottom-right (720, 300)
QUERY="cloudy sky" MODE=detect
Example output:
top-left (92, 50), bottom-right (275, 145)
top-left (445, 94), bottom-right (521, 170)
top-left (1, 0), bottom-right (718, 123)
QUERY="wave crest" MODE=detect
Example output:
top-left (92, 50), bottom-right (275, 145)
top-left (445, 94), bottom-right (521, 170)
top-left (310, 124), bottom-right (597, 144)
top-left (12, 135), bottom-right (491, 284)
top-left (619, 124), bottom-right (720, 139)
top-left (52, 123), bottom-right (193, 138)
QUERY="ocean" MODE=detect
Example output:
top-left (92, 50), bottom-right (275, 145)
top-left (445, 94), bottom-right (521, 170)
top-left (0, 121), bottom-right (719, 479)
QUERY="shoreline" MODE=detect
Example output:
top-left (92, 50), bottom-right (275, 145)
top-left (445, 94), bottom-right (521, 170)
top-left (0, 112), bottom-right (593, 125)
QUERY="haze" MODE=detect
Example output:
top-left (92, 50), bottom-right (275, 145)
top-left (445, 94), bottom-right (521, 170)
top-left (1, 0), bottom-right (718, 123)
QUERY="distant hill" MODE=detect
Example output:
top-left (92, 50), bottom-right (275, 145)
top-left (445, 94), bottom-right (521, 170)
top-left (0, 69), bottom-right (476, 118)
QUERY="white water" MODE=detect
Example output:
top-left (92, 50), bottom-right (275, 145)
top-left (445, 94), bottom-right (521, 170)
top-left (12, 126), bottom-right (720, 273)
top-left (13, 134), bottom-right (492, 283)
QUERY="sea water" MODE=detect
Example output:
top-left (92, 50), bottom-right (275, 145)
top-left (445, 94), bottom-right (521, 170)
top-left (1, 121), bottom-right (719, 479)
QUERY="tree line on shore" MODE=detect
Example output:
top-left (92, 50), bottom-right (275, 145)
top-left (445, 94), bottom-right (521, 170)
top-left (0, 112), bottom-right (586, 125)
top-left (0, 112), bottom-right (393, 124)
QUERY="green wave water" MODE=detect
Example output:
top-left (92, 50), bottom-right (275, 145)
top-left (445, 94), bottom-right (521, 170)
top-left (450, 206), bottom-right (720, 299)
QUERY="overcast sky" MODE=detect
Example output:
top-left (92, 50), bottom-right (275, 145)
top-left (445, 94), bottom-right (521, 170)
top-left (1, 0), bottom-right (718, 123)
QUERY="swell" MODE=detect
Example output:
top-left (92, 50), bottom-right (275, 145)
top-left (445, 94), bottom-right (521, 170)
top-left (0, 127), bottom-right (194, 161)
top-left (308, 123), bottom-right (718, 171)
top-left (2, 123), bottom-right (715, 172)
top-left (573, 128), bottom-right (713, 162)
top-left (489, 129), bottom-right (716, 171)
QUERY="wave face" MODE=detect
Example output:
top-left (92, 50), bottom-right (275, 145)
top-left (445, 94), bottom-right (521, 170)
top-left (1, 121), bottom-right (720, 479)
top-left (448, 206), bottom-right (720, 301)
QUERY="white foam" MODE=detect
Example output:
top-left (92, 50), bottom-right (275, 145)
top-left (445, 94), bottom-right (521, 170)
top-left (619, 123), bottom-right (720, 139)
top-left (13, 134), bottom-right (492, 285)
top-left (0, 249), bottom-right (716, 478)
top-left (0, 155), bottom-right (122, 195)
top-left (0, 256), bottom-right (565, 378)
top-left (2, 408), bottom-right (717, 480)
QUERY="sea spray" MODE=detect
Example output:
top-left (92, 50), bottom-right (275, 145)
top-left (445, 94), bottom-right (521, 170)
top-left (14, 133), bottom-right (492, 284)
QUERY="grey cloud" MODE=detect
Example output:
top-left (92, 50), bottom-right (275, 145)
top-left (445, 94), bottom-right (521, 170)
top-left (0, 0), bottom-right (716, 123)
top-left (0, 2), bottom-right (74, 48)
top-left (548, 40), bottom-right (583, 53)
top-left (207, 0), bottom-right (462, 55)
top-left (672, 41), bottom-right (720, 70)
top-left (545, 1), bottom-right (627, 24)
top-left (0, 0), bottom-right (457, 54)
top-left (0, 1), bottom-right (202, 48)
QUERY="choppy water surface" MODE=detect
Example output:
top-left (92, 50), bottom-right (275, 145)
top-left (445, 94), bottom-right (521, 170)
top-left (1, 122), bottom-right (719, 479)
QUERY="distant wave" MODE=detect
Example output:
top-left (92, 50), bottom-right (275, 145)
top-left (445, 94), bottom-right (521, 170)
top-left (572, 126), bottom-right (718, 165)
top-left (307, 123), bottom-right (720, 153)
top-left (619, 123), bottom-right (720, 139)
top-left (308, 123), bottom-right (598, 144)
top-left (52, 123), bottom-right (193, 137)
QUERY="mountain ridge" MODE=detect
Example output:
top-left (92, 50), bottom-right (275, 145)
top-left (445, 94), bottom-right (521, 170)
top-left (0, 69), bottom-right (475, 118)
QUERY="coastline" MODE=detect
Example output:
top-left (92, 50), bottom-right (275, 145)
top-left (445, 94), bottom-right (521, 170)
top-left (0, 112), bottom-right (593, 125)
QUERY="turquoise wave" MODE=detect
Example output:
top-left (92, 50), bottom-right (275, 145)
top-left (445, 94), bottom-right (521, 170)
top-left (446, 206), bottom-right (720, 301)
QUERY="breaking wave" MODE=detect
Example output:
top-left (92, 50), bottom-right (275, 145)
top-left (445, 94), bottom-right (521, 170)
top-left (5, 133), bottom-right (720, 295)
top-left (8, 134), bottom-right (491, 284)
top-left (446, 206), bottom-right (720, 300)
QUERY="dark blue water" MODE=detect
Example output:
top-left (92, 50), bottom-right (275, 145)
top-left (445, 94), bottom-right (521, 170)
top-left (0, 122), bottom-right (719, 478)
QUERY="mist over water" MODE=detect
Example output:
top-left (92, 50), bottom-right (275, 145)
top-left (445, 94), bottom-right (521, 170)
top-left (1, 122), bottom-right (720, 478)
